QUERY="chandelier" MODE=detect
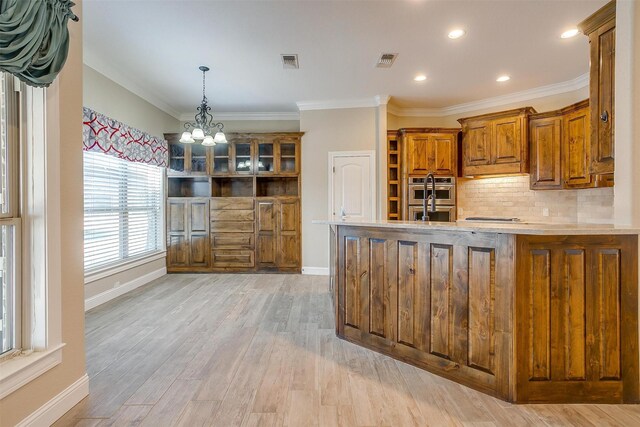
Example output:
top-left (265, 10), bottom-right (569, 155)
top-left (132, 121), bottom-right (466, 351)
top-left (179, 66), bottom-right (227, 145)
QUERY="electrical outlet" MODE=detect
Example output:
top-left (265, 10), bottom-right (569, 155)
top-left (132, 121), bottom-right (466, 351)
top-left (542, 208), bottom-right (550, 217)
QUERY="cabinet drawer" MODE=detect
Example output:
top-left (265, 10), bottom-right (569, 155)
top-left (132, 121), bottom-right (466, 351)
top-left (210, 221), bottom-right (254, 233)
top-left (210, 198), bottom-right (254, 210)
top-left (210, 209), bottom-right (254, 221)
top-left (211, 233), bottom-right (254, 249)
top-left (212, 249), bottom-right (255, 268)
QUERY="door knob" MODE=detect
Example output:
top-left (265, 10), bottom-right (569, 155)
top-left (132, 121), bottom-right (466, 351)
top-left (600, 111), bottom-right (609, 123)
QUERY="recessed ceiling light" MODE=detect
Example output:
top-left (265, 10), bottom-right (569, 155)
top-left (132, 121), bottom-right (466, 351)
top-left (448, 29), bottom-right (466, 39)
top-left (414, 74), bottom-right (427, 82)
top-left (496, 75), bottom-right (510, 82)
top-left (560, 28), bottom-right (579, 39)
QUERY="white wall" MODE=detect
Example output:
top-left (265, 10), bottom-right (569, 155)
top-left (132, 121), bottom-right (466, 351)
top-left (83, 65), bottom-right (179, 302)
top-left (84, 65), bottom-right (179, 137)
top-left (300, 107), bottom-right (377, 270)
top-left (614, 0), bottom-right (640, 227)
top-left (179, 119), bottom-right (300, 133)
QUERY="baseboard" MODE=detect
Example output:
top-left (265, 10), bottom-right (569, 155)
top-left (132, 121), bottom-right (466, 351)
top-left (17, 373), bottom-right (89, 427)
top-left (301, 266), bottom-right (330, 276)
top-left (85, 267), bottom-right (166, 311)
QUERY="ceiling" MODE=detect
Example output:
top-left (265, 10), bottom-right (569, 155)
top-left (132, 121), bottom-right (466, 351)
top-left (83, 0), bottom-right (608, 119)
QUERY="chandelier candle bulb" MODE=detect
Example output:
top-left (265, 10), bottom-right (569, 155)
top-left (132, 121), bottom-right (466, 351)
top-left (202, 135), bottom-right (215, 146)
top-left (179, 131), bottom-right (194, 143)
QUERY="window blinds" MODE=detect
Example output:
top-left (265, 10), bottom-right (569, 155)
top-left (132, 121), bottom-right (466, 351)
top-left (83, 151), bottom-right (163, 272)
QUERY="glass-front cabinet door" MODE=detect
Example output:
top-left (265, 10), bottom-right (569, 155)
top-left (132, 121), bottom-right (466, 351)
top-left (190, 143), bottom-right (208, 174)
top-left (169, 142), bottom-right (186, 173)
top-left (212, 143), bottom-right (230, 174)
top-left (233, 141), bottom-right (253, 174)
top-left (278, 140), bottom-right (299, 174)
top-left (257, 142), bottom-right (275, 174)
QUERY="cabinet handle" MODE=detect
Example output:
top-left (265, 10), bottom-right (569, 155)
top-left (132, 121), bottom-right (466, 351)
top-left (600, 111), bottom-right (609, 123)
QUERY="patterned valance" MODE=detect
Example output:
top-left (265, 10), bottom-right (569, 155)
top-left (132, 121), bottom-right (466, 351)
top-left (83, 107), bottom-right (168, 168)
top-left (0, 0), bottom-right (78, 87)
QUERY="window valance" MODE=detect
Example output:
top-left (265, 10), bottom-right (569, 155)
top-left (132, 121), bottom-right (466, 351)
top-left (82, 107), bottom-right (168, 168)
top-left (0, 0), bottom-right (78, 88)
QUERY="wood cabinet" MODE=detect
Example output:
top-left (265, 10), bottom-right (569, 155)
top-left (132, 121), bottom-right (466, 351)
top-left (579, 0), bottom-right (616, 176)
top-left (166, 198), bottom-right (210, 270)
top-left (530, 100), bottom-right (601, 190)
top-left (401, 129), bottom-right (458, 176)
top-left (210, 197), bottom-right (255, 269)
top-left (458, 108), bottom-right (535, 177)
top-left (165, 132), bottom-right (303, 273)
top-left (332, 224), bottom-right (639, 403)
top-left (256, 198), bottom-right (301, 270)
top-left (515, 234), bottom-right (638, 403)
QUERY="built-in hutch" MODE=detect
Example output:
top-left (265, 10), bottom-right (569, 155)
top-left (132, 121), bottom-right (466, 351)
top-left (165, 132), bottom-right (303, 273)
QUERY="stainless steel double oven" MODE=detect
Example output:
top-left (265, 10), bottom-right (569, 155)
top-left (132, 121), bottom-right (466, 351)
top-left (407, 176), bottom-right (456, 222)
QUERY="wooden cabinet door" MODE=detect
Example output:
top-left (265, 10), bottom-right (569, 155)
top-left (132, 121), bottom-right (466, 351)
top-left (167, 200), bottom-right (188, 267)
top-left (256, 200), bottom-right (277, 267)
top-left (590, 20), bottom-right (615, 175)
top-left (188, 200), bottom-right (210, 267)
top-left (530, 117), bottom-right (562, 190)
top-left (492, 116), bottom-right (522, 165)
top-left (277, 140), bottom-right (300, 175)
top-left (407, 135), bottom-right (429, 174)
top-left (463, 122), bottom-right (492, 168)
top-left (428, 134), bottom-right (457, 176)
top-left (516, 235), bottom-right (638, 403)
top-left (277, 199), bottom-right (300, 268)
top-left (564, 107), bottom-right (592, 188)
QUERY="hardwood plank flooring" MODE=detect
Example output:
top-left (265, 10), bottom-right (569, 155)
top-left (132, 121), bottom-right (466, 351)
top-left (55, 273), bottom-right (640, 427)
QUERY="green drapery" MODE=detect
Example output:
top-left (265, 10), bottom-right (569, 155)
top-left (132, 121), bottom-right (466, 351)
top-left (0, 0), bottom-right (78, 88)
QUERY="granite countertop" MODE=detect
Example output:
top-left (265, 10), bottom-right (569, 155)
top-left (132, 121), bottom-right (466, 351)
top-left (312, 219), bottom-right (640, 235)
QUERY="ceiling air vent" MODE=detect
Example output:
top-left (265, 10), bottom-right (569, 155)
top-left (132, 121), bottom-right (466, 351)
top-left (376, 53), bottom-right (398, 68)
top-left (281, 54), bottom-right (299, 69)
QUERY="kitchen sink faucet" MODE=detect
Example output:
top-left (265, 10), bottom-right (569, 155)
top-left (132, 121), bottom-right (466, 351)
top-left (422, 173), bottom-right (436, 221)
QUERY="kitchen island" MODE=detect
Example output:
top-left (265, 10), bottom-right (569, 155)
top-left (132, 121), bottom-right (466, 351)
top-left (319, 219), bottom-right (639, 403)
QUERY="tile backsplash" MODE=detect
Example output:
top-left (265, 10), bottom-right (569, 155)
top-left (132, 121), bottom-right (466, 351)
top-left (457, 175), bottom-right (614, 224)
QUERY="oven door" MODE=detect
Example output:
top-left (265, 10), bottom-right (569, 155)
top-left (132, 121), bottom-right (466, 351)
top-left (408, 185), bottom-right (456, 206)
top-left (408, 205), bottom-right (456, 222)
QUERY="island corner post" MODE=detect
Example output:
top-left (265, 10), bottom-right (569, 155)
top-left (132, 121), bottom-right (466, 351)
top-left (328, 222), bottom-right (639, 404)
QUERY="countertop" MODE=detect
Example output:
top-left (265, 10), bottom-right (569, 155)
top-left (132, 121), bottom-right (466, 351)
top-left (312, 219), bottom-right (640, 235)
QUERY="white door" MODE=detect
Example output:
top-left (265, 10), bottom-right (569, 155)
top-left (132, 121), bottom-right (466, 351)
top-left (329, 152), bottom-right (375, 221)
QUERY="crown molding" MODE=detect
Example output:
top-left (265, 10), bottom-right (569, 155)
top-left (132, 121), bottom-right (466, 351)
top-left (178, 111), bottom-right (300, 122)
top-left (297, 95), bottom-right (389, 111)
top-left (388, 73), bottom-right (589, 118)
top-left (83, 49), bottom-right (182, 120)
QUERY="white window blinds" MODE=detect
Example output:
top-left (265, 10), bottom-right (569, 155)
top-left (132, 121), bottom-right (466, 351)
top-left (83, 151), bottom-right (163, 272)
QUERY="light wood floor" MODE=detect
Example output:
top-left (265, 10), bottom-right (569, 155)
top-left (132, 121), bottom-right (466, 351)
top-left (55, 273), bottom-right (640, 427)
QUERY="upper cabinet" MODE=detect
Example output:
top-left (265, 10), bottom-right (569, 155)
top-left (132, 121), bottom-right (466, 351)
top-left (400, 129), bottom-right (459, 176)
top-left (166, 133), bottom-right (302, 176)
top-left (458, 107), bottom-right (535, 177)
top-left (529, 100), bottom-right (603, 190)
top-left (578, 0), bottom-right (616, 176)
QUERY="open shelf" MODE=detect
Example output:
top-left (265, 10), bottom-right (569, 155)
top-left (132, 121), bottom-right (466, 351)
top-left (211, 177), bottom-right (254, 197)
top-left (168, 177), bottom-right (210, 197)
top-left (256, 177), bottom-right (298, 197)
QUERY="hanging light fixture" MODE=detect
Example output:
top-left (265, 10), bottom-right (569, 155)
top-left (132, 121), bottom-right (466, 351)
top-left (180, 65), bottom-right (227, 145)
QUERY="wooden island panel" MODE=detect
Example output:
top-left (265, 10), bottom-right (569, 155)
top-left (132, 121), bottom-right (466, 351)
top-left (333, 224), bottom-right (638, 403)
top-left (337, 227), bottom-right (511, 399)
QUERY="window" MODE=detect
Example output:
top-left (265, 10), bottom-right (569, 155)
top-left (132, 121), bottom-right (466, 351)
top-left (0, 72), bottom-right (20, 356)
top-left (83, 151), bottom-right (163, 272)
